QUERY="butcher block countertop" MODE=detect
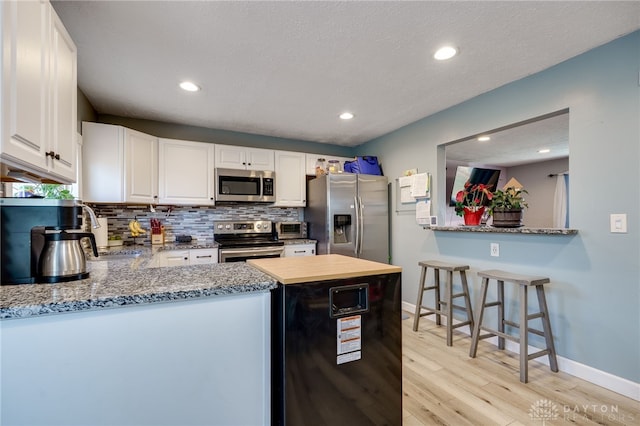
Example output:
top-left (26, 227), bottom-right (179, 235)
top-left (247, 254), bottom-right (401, 284)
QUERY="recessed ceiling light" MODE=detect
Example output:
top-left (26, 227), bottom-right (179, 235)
top-left (477, 136), bottom-right (491, 142)
top-left (538, 148), bottom-right (551, 154)
top-left (179, 81), bottom-right (200, 92)
top-left (434, 46), bottom-right (458, 61)
top-left (339, 112), bottom-right (354, 120)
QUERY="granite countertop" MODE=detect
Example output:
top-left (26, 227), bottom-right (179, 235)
top-left (282, 239), bottom-right (317, 245)
top-left (0, 246), bottom-right (277, 320)
top-left (429, 226), bottom-right (578, 235)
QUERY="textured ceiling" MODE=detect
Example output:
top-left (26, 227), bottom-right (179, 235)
top-left (52, 1), bottom-right (639, 155)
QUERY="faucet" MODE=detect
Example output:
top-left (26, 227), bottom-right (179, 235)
top-left (79, 203), bottom-right (100, 229)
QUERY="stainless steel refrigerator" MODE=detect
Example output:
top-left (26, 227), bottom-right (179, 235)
top-left (306, 174), bottom-right (389, 263)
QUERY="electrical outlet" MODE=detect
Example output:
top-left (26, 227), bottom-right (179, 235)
top-left (490, 243), bottom-right (499, 257)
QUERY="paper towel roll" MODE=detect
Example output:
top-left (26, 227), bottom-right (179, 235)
top-left (92, 217), bottom-right (109, 248)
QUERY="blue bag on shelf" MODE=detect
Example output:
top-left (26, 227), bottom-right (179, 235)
top-left (344, 156), bottom-right (383, 175)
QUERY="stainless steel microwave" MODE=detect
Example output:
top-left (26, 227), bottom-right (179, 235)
top-left (215, 168), bottom-right (275, 203)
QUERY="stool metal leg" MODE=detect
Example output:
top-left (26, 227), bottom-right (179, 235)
top-left (520, 284), bottom-right (529, 383)
top-left (412, 266), bottom-right (427, 331)
top-left (536, 285), bottom-right (559, 373)
top-left (445, 270), bottom-right (454, 346)
top-left (469, 277), bottom-right (489, 358)
top-left (434, 269), bottom-right (442, 325)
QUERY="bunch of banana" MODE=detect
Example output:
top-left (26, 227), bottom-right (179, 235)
top-left (128, 219), bottom-right (146, 237)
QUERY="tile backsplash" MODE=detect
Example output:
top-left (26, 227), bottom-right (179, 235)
top-left (88, 204), bottom-right (303, 244)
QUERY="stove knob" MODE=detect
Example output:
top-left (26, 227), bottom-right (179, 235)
top-left (217, 224), bottom-right (223, 229)
top-left (225, 224), bottom-right (231, 230)
top-left (256, 224), bottom-right (262, 229)
top-left (264, 223), bottom-right (270, 230)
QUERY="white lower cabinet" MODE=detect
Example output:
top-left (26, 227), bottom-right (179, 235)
top-left (283, 243), bottom-right (316, 257)
top-left (0, 293), bottom-right (270, 426)
top-left (156, 248), bottom-right (218, 267)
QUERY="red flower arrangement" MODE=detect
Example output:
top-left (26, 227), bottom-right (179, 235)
top-left (454, 183), bottom-right (493, 217)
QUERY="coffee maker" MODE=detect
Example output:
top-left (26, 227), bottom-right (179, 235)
top-left (1, 198), bottom-right (99, 284)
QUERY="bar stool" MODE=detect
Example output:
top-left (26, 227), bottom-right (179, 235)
top-left (412, 260), bottom-right (474, 346)
top-left (469, 269), bottom-right (559, 383)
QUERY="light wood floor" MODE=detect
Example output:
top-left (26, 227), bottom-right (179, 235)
top-left (402, 313), bottom-right (640, 426)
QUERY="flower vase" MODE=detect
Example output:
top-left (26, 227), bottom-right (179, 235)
top-left (463, 207), bottom-right (485, 226)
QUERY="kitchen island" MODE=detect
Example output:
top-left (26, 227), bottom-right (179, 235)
top-left (0, 250), bottom-right (277, 426)
top-left (249, 255), bottom-right (403, 426)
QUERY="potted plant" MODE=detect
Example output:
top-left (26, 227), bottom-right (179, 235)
top-left (455, 183), bottom-right (493, 226)
top-left (489, 186), bottom-right (528, 227)
top-left (21, 184), bottom-right (74, 199)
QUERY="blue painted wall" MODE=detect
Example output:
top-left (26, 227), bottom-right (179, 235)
top-left (357, 31), bottom-right (640, 382)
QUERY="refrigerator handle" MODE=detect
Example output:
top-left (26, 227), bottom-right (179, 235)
top-left (354, 196), bottom-right (360, 256)
top-left (357, 195), bottom-right (364, 256)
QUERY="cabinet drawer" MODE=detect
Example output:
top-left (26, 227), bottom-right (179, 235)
top-left (189, 249), bottom-right (218, 265)
top-left (159, 250), bottom-right (190, 267)
top-left (283, 245), bottom-right (316, 257)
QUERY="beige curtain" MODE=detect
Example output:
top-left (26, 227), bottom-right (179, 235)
top-left (553, 173), bottom-right (568, 228)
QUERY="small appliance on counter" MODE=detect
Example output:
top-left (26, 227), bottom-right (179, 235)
top-left (274, 221), bottom-right (307, 240)
top-left (1, 198), bottom-right (100, 284)
top-left (92, 217), bottom-right (109, 249)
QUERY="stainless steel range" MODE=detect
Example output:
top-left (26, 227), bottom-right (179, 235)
top-left (214, 220), bottom-right (284, 263)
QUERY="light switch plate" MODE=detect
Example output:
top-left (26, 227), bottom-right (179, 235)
top-left (610, 213), bottom-right (627, 233)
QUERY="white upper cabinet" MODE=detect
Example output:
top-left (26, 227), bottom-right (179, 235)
top-left (158, 138), bottom-right (215, 205)
top-left (274, 150), bottom-right (306, 207)
top-left (1, 0), bottom-right (77, 183)
top-left (82, 122), bottom-right (158, 203)
top-left (305, 153), bottom-right (353, 176)
top-left (124, 129), bottom-right (158, 203)
top-left (215, 145), bottom-right (274, 171)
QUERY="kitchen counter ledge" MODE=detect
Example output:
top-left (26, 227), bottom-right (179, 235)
top-left (430, 226), bottom-right (578, 235)
top-left (0, 250), bottom-right (276, 320)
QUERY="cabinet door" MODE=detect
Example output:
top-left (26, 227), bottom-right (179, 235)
top-left (159, 251), bottom-right (190, 267)
top-left (284, 244), bottom-right (316, 257)
top-left (246, 147), bottom-right (274, 171)
top-left (82, 122), bottom-right (125, 202)
top-left (124, 128), bottom-right (158, 203)
top-left (189, 249), bottom-right (218, 265)
top-left (215, 145), bottom-right (274, 170)
top-left (1, 0), bottom-right (49, 170)
top-left (274, 150), bottom-right (306, 207)
top-left (159, 139), bottom-right (215, 205)
top-left (47, 7), bottom-right (77, 182)
top-left (214, 145), bottom-right (246, 169)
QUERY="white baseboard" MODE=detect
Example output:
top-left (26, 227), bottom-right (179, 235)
top-left (402, 301), bottom-right (640, 401)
